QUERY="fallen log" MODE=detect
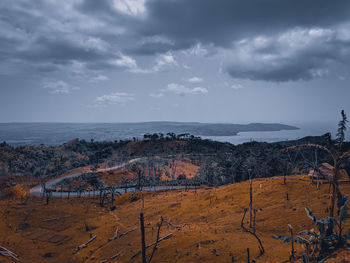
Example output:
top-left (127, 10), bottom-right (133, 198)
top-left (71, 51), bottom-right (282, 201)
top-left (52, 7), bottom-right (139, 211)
top-left (108, 227), bottom-right (137, 241)
top-left (0, 246), bottom-right (19, 261)
top-left (72, 235), bottom-right (96, 254)
top-left (43, 215), bottom-right (70, 222)
top-left (101, 251), bottom-right (121, 263)
top-left (108, 228), bottom-right (119, 241)
top-left (131, 233), bottom-right (172, 259)
top-left (88, 227), bottom-right (138, 260)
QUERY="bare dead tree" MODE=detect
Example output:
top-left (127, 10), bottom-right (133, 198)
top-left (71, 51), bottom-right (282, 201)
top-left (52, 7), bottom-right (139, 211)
top-left (45, 189), bottom-right (52, 205)
top-left (99, 188), bottom-right (108, 207)
top-left (281, 143), bottom-right (350, 217)
top-left (281, 111), bottom-right (349, 218)
top-left (148, 216), bottom-right (164, 263)
top-left (132, 234), bottom-right (173, 259)
top-left (288, 224), bottom-right (295, 261)
top-left (241, 208), bottom-right (264, 255)
top-left (248, 169), bottom-right (253, 228)
top-left (140, 213), bottom-right (147, 263)
top-left (253, 209), bottom-right (257, 234)
top-left (67, 183), bottom-right (72, 199)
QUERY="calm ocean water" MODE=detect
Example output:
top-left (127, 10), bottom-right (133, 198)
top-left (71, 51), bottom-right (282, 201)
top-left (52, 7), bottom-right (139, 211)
top-left (202, 121), bottom-right (349, 145)
top-left (0, 121), bottom-right (348, 146)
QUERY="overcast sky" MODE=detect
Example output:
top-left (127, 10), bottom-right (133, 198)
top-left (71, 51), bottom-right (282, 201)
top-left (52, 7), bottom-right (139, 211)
top-left (0, 0), bottom-right (349, 123)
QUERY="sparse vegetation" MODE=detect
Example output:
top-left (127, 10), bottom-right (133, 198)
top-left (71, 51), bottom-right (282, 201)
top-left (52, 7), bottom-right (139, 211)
top-left (274, 192), bottom-right (349, 262)
top-left (0, 112), bottom-right (349, 262)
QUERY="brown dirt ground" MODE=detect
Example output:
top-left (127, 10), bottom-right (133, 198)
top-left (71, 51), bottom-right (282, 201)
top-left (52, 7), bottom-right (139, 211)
top-left (0, 175), bottom-right (349, 263)
top-left (160, 160), bottom-right (199, 181)
top-left (100, 169), bottom-right (135, 185)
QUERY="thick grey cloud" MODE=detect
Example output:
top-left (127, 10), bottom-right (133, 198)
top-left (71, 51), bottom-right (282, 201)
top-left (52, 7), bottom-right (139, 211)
top-left (138, 0), bottom-right (350, 47)
top-left (225, 27), bottom-right (350, 81)
top-left (0, 0), bottom-right (126, 74)
top-left (1, 0), bottom-right (350, 82)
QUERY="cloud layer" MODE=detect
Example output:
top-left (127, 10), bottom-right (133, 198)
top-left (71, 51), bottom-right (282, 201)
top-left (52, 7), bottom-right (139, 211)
top-left (1, 0), bottom-right (350, 82)
top-left (95, 92), bottom-right (135, 106)
top-left (162, 83), bottom-right (208, 96)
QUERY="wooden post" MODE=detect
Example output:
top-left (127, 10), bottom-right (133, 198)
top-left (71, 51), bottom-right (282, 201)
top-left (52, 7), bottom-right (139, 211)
top-left (247, 248), bottom-right (250, 263)
top-left (253, 209), bottom-right (257, 234)
top-left (249, 176), bottom-right (253, 228)
top-left (288, 224), bottom-right (294, 260)
top-left (140, 213), bottom-right (146, 263)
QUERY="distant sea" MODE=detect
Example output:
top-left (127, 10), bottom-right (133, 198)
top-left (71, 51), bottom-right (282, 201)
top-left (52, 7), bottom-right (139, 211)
top-left (0, 122), bottom-right (348, 146)
top-left (203, 121), bottom-right (349, 145)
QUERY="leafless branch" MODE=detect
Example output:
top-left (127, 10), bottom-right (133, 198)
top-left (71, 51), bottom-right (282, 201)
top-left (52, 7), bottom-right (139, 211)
top-left (131, 233), bottom-right (173, 259)
top-left (0, 246), bottom-right (19, 261)
top-left (163, 218), bottom-right (181, 229)
top-left (101, 251), bottom-right (121, 263)
top-left (108, 227), bottom-right (137, 242)
top-left (148, 217), bottom-right (164, 263)
top-left (241, 208), bottom-right (264, 255)
top-left (281, 144), bottom-right (334, 162)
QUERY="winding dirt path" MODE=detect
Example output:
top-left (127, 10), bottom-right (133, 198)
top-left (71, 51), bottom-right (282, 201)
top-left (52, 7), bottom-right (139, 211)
top-left (29, 158), bottom-right (141, 196)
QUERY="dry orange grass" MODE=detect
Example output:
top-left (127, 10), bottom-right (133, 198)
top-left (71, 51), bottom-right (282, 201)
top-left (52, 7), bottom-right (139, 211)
top-left (100, 169), bottom-right (135, 185)
top-left (160, 160), bottom-right (199, 181)
top-left (0, 175), bottom-right (349, 262)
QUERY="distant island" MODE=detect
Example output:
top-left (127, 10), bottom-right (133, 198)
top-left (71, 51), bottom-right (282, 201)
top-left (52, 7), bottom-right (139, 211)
top-left (133, 121), bottom-right (299, 136)
top-left (0, 122), bottom-right (299, 146)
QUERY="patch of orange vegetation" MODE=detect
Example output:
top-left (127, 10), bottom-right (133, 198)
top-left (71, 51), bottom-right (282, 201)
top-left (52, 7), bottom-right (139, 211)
top-left (0, 175), bottom-right (349, 262)
top-left (160, 160), bottom-right (199, 181)
top-left (0, 175), bottom-right (39, 191)
top-left (99, 169), bottom-right (135, 185)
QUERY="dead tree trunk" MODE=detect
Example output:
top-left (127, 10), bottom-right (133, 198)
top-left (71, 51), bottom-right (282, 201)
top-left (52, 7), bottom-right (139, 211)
top-left (241, 208), bottom-right (264, 255)
top-left (249, 177), bottom-right (253, 228)
top-left (253, 209), bottom-right (257, 234)
top-left (288, 224), bottom-right (295, 260)
top-left (148, 216), bottom-right (164, 263)
top-left (140, 213), bottom-right (147, 263)
top-left (45, 189), bottom-right (52, 205)
top-left (41, 181), bottom-right (46, 200)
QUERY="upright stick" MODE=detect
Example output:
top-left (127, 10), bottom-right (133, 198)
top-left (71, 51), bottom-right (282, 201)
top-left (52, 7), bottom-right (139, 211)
top-left (140, 213), bottom-right (147, 263)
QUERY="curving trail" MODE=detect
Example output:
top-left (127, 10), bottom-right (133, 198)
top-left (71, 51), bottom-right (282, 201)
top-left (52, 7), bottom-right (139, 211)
top-left (29, 158), bottom-right (141, 196)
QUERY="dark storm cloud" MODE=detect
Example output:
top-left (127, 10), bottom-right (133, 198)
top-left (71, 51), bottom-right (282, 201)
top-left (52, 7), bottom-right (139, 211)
top-left (131, 0), bottom-right (350, 81)
top-left (226, 61), bottom-right (323, 82)
top-left (139, 0), bottom-right (350, 47)
top-left (224, 27), bottom-right (350, 81)
top-left (1, 0), bottom-right (350, 81)
top-left (19, 37), bottom-right (103, 62)
top-left (0, 0), bottom-right (126, 74)
top-left (126, 42), bottom-right (175, 56)
top-left (77, 0), bottom-right (113, 14)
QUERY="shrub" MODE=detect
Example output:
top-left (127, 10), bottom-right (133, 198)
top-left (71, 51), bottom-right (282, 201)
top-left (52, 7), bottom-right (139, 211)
top-left (12, 184), bottom-right (27, 200)
top-left (274, 193), bottom-right (349, 261)
top-left (1, 184), bottom-right (28, 200)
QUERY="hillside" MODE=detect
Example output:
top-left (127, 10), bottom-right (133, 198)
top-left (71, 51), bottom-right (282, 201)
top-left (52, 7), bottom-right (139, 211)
top-left (0, 175), bottom-right (349, 262)
top-left (1, 134), bottom-right (349, 191)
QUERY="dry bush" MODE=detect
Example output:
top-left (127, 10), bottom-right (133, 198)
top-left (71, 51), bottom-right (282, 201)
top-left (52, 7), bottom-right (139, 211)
top-left (1, 184), bottom-right (28, 201)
